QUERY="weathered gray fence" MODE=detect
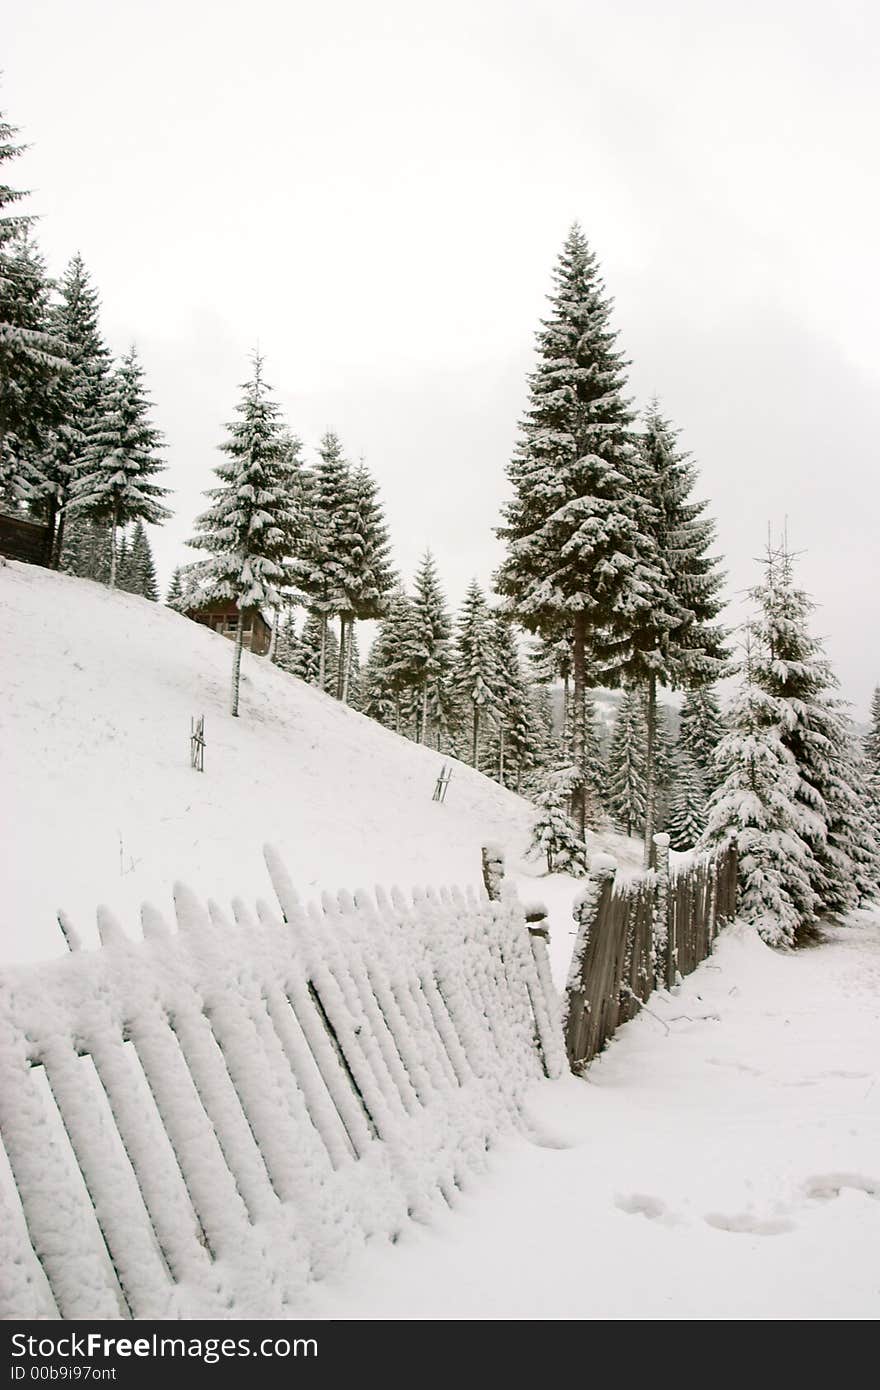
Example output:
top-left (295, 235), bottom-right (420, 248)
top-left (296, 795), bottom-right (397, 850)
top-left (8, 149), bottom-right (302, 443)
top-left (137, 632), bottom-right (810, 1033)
top-left (563, 836), bottom-right (737, 1073)
top-left (0, 847), bottom-right (564, 1321)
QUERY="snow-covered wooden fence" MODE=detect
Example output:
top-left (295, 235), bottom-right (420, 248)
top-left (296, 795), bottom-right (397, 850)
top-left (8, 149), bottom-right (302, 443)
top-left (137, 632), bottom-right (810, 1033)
top-left (0, 847), bottom-right (565, 1321)
top-left (563, 837), bottom-right (737, 1072)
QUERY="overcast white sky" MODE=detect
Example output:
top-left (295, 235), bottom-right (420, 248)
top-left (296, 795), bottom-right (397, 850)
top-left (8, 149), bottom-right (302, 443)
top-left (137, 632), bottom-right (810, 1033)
top-left (6, 0), bottom-right (879, 712)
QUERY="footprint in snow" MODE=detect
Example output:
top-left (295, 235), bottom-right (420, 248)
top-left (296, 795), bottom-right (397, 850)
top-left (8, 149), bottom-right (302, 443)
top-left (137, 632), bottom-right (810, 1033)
top-left (804, 1173), bottom-right (880, 1202)
top-left (615, 1193), bottom-right (668, 1220)
top-left (704, 1211), bottom-right (795, 1236)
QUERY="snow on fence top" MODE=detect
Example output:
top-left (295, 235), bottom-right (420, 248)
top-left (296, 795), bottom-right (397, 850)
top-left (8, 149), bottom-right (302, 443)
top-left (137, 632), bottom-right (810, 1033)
top-left (0, 846), bottom-right (564, 1321)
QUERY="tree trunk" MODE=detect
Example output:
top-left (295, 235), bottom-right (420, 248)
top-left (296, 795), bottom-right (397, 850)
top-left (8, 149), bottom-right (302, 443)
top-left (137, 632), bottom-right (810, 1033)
top-left (230, 611), bottom-right (244, 717)
top-left (498, 724), bottom-right (506, 785)
top-left (318, 614), bottom-right (327, 691)
top-left (643, 674), bottom-right (657, 867)
top-left (571, 612), bottom-right (587, 839)
top-left (108, 505), bottom-right (119, 589)
top-left (44, 494), bottom-right (58, 566)
top-left (268, 605), bottom-right (280, 663)
top-left (394, 696), bottom-right (401, 735)
top-left (52, 498), bottom-right (67, 569)
top-left (562, 672), bottom-right (570, 749)
top-left (471, 704), bottom-right (480, 768)
top-left (419, 685), bottom-right (429, 744)
top-left (336, 616), bottom-right (347, 700)
top-left (341, 618), bottom-right (354, 704)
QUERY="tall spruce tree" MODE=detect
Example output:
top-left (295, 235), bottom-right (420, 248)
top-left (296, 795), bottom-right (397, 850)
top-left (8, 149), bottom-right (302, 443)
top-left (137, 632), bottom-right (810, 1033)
top-left (865, 686), bottom-right (880, 805)
top-left (119, 519), bottom-right (158, 599)
top-left (188, 355), bottom-right (296, 716)
top-left (667, 754), bottom-right (707, 851)
top-left (496, 225), bottom-right (654, 837)
top-left (68, 347), bottom-right (170, 585)
top-left (703, 627), bottom-right (818, 947)
top-left (452, 580), bottom-right (498, 767)
top-left (622, 403), bottom-right (727, 863)
top-left (0, 231), bottom-right (65, 511)
top-left (0, 112), bottom-right (65, 493)
top-left (411, 550), bottom-right (452, 744)
top-left (273, 604), bottom-right (301, 676)
top-left (679, 685), bottom-right (725, 778)
top-left (297, 431), bottom-right (352, 692)
top-left (607, 690), bottom-right (648, 837)
top-left (362, 587), bottom-right (423, 733)
top-left (47, 255), bottom-right (112, 566)
top-left (750, 546), bottom-right (880, 916)
top-left (332, 459), bottom-right (395, 703)
top-left (483, 616), bottom-right (539, 791)
top-left (294, 611), bottom-right (339, 690)
top-left (166, 566), bottom-right (184, 608)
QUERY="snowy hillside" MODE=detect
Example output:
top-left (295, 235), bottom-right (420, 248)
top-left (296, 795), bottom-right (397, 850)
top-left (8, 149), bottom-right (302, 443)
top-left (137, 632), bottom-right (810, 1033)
top-left (0, 562), bottom-right (638, 969)
top-left (0, 563), bottom-right (533, 964)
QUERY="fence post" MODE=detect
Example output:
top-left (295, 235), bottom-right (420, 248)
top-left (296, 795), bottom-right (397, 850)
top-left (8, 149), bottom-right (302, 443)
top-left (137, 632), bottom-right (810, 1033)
top-left (563, 855), bottom-right (616, 1073)
top-left (707, 854), bottom-right (719, 943)
top-left (481, 843), bottom-right (505, 902)
top-left (652, 832), bottom-right (672, 986)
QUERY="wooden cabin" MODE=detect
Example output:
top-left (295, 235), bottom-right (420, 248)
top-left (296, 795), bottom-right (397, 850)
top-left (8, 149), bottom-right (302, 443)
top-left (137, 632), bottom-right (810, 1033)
top-left (0, 512), bottom-right (52, 567)
top-left (185, 602), bottom-right (272, 655)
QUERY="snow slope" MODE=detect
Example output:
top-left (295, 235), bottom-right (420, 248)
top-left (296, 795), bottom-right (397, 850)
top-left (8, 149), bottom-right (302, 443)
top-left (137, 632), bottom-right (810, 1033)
top-left (311, 915), bottom-right (880, 1320)
top-left (0, 561), bottom-right (643, 970)
top-left (0, 562), bottom-right (541, 965)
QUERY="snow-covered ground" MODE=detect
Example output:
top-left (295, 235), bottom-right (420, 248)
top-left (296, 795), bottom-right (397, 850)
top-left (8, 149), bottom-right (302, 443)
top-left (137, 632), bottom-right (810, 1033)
top-left (311, 915), bottom-right (880, 1320)
top-left (0, 561), bottom-right (637, 967)
top-left (6, 562), bottom-right (876, 1321)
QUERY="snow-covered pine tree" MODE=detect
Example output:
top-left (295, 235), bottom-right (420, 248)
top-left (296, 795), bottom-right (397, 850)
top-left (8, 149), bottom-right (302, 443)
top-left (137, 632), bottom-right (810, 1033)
top-left (165, 559), bottom-right (211, 612)
top-left (865, 688), bottom-right (880, 761)
top-left (273, 604), bottom-right (301, 675)
top-left (482, 615), bottom-right (540, 791)
top-left (296, 430), bottom-right (352, 693)
top-left (606, 690), bottom-right (648, 837)
top-left (58, 516), bottom-right (113, 582)
top-left (679, 685), bottom-right (725, 778)
top-left (751, 546), bottom-right (880, 916)
top-left (622, 402), bottom-right (728, 862)
top-left (294, 610), bottom-right (339, 689)
top-left (118, 519), bottom-right (158, 599)
top-left (46, 255), bottom-right (112, 567)
top-left (865, 687), bottom-right (880, 808)
top-left (411, 549), bottom-right (452, 744)
top-left (496, 225), bottom-right (654, 838)
top-left (188, 354), bottom-right (297, 716)
top-left (361, 586), bottom-right (423, 734)
top-left (332, 459), bottom-right (395, 703)
top-left (166, 567), bottom-right (184, 608)
top-left (523, 683), bottom-right (557, 794)
top-left (528, 781), bottom-right (588, 876)
top-left (0, 112), bottom-right (66, 497)
top-left (0, 229), bottom-right (65, 513)
top-left (702, 627), bottom-right (818, 947)
top-left (452, 580), bottom-right (498, 767)
top-left (666, 754), bottom-right (707, 851)
top-left (68, 347), bottom-right (170, 586)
